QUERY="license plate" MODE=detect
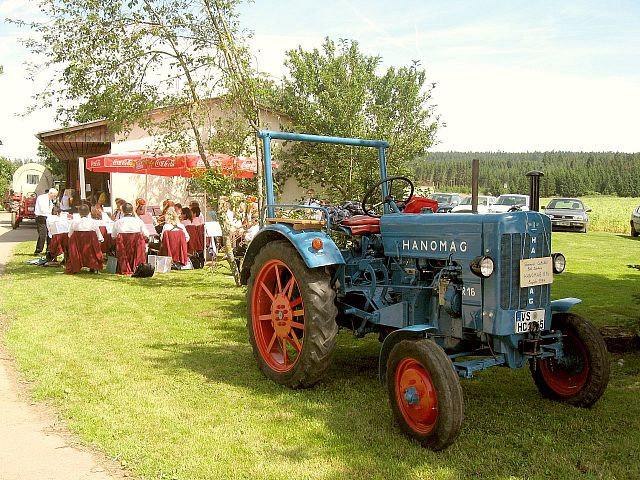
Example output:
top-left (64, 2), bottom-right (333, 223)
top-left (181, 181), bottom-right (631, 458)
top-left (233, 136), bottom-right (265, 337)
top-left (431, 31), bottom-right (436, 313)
top-left (556, 221), bottom-right (569, 226)
top-left (28, 207), bottom-right (35, 212)
top-left (515, 309), bottom-right (545, 334)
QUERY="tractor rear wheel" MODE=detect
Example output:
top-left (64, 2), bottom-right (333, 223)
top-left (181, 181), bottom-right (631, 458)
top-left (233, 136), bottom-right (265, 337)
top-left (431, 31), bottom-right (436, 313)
top-left (530, 313), bottom-right (609, 407)
top-left (631, 222), bottom-right (639, 237)
top-left (246, 240), bottom-right (338, 388)
top-left (11, 212), bottom-right (19, 229)
top-left (386, 339), bottom-right (464, 450)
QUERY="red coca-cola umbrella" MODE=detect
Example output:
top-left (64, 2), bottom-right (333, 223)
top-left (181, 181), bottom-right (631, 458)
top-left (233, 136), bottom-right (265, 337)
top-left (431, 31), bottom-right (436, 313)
top-left (85, 152), bottom-right (145, 174)
top-left (87, 151), bottom-right (268, 178)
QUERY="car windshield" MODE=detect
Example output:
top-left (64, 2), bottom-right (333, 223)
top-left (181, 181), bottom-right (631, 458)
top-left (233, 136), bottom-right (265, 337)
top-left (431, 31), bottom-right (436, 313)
top-left (496, 195), bottom-right (527, 206)
top-left (460, 196), bottom-right (490, 206)
top-left (430, 194), bottom-right (453, 203)
top-left (547, 199), bottom-right (583, 210)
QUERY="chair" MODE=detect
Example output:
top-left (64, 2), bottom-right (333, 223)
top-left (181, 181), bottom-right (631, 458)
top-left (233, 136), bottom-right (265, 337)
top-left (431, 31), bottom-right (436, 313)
top-left (160, 229), bottom-right (188, 265)
top-left (185, 224), bottom-right (205, 255)
top-left (65, 231), bottom-right (103, 274)
top-left (115, 232), bottom-right (147, 275)
top-left (98, 225), bottom-right (113, 254)
top-left (48, 233), bottom-right (68, 259)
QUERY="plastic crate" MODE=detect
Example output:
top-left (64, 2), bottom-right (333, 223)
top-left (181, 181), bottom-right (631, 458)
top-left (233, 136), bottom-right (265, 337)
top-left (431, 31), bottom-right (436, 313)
top-left (148, 254), bottom-right (171, 273)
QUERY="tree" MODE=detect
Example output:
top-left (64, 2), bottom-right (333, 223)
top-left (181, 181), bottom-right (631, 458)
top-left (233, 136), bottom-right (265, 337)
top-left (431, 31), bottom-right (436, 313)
top-left (14, 0), bottom-right (268, 284)
top-left (0, 157), bottom-right (17, 202)
top-left (37, 144), bottom-right (64, 179)
top-left (277, 38), bottom-right (439, 203)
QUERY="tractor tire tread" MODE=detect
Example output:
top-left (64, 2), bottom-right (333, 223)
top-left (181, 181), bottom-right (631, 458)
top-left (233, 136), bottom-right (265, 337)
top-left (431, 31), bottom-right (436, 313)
top-left (387, 339), bottom-right (464, 450)
top-left (530, 313), bottom-right (609, 407)
top-left (247, 240), bottom-right (337, 389)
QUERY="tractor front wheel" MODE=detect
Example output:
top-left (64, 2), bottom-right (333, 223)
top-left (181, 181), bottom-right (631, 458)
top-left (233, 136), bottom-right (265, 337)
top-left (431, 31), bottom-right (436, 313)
top-left (246, 240), bottom-right (338, 388)
top-left (530, 313), bottom-right (609, 407)
top-left (386, 339), bottom-right (464, 450)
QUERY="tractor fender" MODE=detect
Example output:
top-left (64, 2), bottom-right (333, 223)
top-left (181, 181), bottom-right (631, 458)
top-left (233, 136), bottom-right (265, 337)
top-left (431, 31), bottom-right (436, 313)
top-left (550, 297), bottom-right (582, 313)
top-left (378, 324), bottom-right (439, 383)
top-left (240, 224), bottom-right (345, 285)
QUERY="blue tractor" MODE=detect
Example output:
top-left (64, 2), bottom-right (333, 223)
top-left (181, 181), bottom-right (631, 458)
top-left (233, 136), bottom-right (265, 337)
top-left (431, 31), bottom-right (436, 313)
top-left (241, 131), bottom-right (609, 450)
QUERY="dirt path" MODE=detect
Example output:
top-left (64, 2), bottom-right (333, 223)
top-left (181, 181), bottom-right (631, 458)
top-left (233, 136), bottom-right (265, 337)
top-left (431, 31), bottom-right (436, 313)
top-left (0, 212), bottom-right (130, 480)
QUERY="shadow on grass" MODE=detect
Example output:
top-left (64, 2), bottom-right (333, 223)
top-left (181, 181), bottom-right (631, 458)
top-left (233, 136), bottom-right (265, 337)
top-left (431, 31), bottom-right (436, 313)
top-left (615, 234), bottom-right (640, 242)
top-left (147, 323), bottom-right (640, 479)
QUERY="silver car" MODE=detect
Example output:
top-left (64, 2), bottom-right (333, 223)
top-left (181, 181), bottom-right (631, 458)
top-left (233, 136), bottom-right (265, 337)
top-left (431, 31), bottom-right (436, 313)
top-left (543, 198), bottom-right (590, 233)
top-left (631, 205), bottom-right (640, 237)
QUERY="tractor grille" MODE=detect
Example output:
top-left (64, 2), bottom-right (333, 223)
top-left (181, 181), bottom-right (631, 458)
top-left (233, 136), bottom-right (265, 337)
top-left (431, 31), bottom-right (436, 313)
top-left (500, 233), bottom-right (551, 310)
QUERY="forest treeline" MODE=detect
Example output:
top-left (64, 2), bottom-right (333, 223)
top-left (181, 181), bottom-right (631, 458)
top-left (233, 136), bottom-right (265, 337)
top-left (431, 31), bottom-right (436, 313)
top-left (412, 151), bottom-right (640, 197)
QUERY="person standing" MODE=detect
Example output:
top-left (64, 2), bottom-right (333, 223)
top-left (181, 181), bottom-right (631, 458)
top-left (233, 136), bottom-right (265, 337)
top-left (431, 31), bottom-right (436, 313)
top-left (111, 203), bottom-right (150, 240)
top-left (33, 188), bottom-right (58, 256)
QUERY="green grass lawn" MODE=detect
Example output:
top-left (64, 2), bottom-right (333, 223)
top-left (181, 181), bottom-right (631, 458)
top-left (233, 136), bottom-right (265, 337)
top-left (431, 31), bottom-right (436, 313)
top-left (1, 234), bottom-right (639, 480)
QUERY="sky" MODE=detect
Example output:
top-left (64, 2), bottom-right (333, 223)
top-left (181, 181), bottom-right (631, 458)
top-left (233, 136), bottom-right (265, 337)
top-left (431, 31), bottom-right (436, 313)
top-left (1, 0), bottom-right (639, 161)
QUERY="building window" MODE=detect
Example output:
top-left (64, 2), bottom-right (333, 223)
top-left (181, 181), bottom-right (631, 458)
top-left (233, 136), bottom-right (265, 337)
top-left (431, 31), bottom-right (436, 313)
top-left (27, 174), bottom-right (40, 185)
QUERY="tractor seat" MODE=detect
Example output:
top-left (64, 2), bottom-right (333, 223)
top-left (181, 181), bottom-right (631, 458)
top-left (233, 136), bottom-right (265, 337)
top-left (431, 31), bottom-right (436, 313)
top-left (340, 215), bottom-right (380, 235)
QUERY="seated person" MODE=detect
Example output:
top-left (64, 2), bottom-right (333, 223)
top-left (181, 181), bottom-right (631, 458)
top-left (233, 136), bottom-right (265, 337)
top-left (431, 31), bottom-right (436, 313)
top-left (161, 207), bottom-right (190, 243)
top-left (46, 205), bottom-right (65, 234)
top-left (69, 204), bottom-right (104, 243)
top-left (112, 202), bottom-right (149, 275)
top-left (135, 198), bottom-right (146, 217)
top-left (65, 204), bottom-right (104, 274)
top-left (46, 205), bottom-right (68, 261)
top-left (91, 206), bottom-right (109, 226)
top-left (112, 202), bottom-right (150, 241)
top-left (180, 206), bottom-right (194, 226)
top-left (190, 205), bottom-right (204, 226)
top-left (111, 197), bottom-right (126, 221)
top-left (155, 200), bottom-right (175, 234)
top-left (190, 201), bottom-right (205, 225)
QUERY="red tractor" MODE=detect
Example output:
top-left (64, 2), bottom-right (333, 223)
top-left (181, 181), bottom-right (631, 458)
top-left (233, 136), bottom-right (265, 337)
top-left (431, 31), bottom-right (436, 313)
top-left (3, 190), bottom-right (38, 229)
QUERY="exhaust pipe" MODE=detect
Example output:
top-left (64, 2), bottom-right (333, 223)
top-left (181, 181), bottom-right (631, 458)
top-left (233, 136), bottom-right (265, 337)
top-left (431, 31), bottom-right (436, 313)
top-left (526, 170), bottom-right (544, 212)
top-left (471, 159), bottom-right (479, 213)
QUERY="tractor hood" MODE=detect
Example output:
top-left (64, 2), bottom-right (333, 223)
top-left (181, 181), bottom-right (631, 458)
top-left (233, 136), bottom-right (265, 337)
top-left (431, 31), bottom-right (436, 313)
top-left (380, 211), bottom-right (551, 262)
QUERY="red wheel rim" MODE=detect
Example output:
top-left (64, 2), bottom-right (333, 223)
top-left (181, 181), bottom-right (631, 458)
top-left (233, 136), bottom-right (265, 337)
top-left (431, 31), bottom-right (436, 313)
top-left (539, 331), bottom-right (590, 396)
top-left (395, 358), bottom-right (438, 434)
top-left (251, 259), bottom-right (305, 372)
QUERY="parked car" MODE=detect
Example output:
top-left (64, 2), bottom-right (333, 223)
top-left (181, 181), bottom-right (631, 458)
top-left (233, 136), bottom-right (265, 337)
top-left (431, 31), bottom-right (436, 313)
top-left (631, 205), bottom-right (640, 237)
top-left (543, 198), bottom-right (590, 233)
top-left (489, 194), bottom-right (530, 213)
top-left (451, 195), bottom-right (497, 213)
top-left (428, 192), bottom-right (462, 212)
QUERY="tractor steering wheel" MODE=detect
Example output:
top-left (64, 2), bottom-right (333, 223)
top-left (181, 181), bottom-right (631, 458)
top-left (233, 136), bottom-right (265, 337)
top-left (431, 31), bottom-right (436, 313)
top-left (361, 175), bottom-right (414, 217)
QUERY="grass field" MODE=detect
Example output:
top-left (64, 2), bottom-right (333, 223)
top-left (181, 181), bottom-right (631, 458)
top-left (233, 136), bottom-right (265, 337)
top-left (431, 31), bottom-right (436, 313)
top-left (0, 233), bottom-right (639, 480)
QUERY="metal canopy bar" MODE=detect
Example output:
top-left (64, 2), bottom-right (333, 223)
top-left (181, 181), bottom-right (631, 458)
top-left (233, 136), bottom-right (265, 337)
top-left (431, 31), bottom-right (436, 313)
top-left (258, 130), bottom-right (389, 218)
top-left (258, 130), bottom-right (389, 149)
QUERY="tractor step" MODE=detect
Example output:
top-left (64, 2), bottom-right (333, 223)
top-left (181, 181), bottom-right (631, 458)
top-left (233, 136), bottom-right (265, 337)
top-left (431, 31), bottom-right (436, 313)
top-left (453, 354), bottom-right (506, 379)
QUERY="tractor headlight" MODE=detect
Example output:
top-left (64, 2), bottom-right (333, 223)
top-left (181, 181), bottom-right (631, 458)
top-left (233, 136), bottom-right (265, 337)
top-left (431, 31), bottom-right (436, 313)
top-left (470, 256), bottom-right (494, 278)
top-left (552, 253), bottom-right (566, 274)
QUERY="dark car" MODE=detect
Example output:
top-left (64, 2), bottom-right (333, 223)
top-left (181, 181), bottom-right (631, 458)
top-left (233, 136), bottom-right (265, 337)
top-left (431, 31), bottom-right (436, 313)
top-left (631, 205), bottom-right (640, 237)
top-left (543, 197), bottom-right (590, 233)
top-left (428, 192), bottom-right (462, 213)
